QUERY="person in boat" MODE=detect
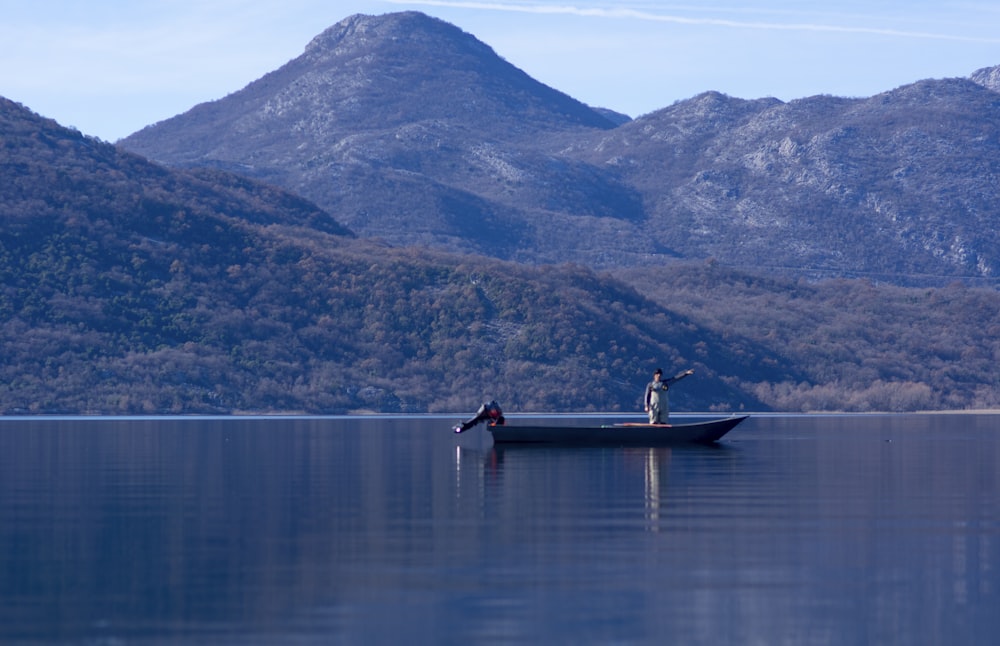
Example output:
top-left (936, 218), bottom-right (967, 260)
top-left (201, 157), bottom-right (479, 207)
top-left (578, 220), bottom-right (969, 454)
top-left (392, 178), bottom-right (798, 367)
top-left (644, 367), bottom-right (695, 424)
top-left (454, 400), bottom-right (506, 433)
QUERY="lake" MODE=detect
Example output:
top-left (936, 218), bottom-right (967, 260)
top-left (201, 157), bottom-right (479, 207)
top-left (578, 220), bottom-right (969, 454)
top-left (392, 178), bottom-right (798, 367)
top-left (0, 413), bottom-right (997, 644)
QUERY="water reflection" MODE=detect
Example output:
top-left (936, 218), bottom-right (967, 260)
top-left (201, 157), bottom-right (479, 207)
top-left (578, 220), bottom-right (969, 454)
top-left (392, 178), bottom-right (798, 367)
top-left (0, 415), bottom-right (998, 644)
top-left (644, 448), bottom-right (666, 532)
top-left (471, 441), bottom-right (738, 538)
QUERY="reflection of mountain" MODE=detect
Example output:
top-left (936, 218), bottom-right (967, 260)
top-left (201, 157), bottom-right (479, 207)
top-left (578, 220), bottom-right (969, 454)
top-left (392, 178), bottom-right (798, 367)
top-left (0, 417), bottom-right (448, 639)
top-left (1, 414), bottom-right (703, 640)
top-left (3, 415), bottom-right (998, 643)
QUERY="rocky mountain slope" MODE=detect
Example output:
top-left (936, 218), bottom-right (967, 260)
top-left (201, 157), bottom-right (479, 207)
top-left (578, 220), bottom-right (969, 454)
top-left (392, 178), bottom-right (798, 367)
top-left (122, 12), bottom-right (1000, 284)
top-left (122, 12), bottom-right (637, 262)
top-left (574, 79), bottom-right (1000, 280)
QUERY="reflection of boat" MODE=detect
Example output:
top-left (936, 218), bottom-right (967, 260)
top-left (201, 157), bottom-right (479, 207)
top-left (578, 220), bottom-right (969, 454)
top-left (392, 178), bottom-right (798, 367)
top-left (488, 415), bottom-right (748, 446)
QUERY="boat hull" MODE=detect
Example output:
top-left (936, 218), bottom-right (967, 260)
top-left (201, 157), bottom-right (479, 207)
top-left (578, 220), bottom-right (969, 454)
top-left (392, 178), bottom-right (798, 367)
top-left (488, 415), bottom-right (748, 446)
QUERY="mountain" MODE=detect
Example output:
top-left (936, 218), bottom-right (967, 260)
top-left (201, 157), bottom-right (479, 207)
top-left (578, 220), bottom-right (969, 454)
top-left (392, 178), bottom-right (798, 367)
top-left (119, 12), bottom-right (653, 265)
top-left (1, 95), bottom-right (790, 414)
top-left (0, 97), bottom-right (352, 239)
top-left (122, 12), bottom-right (640, 262)
top-left (121, 14), bottom-right (1000, 283)
top-left (6, 96), bottom-right (1000, 413)
top-left (575, 78), bottom-right (1000, 281)
top-left (9, 12), bottom-right (1000, 413)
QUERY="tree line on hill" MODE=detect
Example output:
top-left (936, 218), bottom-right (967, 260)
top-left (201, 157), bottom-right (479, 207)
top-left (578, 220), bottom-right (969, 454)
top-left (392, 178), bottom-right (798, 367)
top-left (4, 71), bottom-right (1000, 414)
top-left (622, 262), bottom-right (1000, 412)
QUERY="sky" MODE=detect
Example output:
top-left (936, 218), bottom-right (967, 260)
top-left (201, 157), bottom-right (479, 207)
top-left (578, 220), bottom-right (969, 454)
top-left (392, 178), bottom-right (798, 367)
top-left (2, 0), bottom-right (999, 142)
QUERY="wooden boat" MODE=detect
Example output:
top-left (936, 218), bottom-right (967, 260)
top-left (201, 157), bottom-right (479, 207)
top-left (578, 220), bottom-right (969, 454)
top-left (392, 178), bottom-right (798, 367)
top-left (487, 415), bottom-right (748, 446)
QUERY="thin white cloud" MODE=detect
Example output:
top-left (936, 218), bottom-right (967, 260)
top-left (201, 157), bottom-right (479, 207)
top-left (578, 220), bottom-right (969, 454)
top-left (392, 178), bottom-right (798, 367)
top-left (388, 0), bottom-right (1000, 44)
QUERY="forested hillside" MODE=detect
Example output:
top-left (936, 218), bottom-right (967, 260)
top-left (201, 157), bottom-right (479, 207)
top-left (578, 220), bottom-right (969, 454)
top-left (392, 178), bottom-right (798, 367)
top-left (622, 263), bottom-right (1000, 411)
top-left (1, 96), bottom-right (785, 414)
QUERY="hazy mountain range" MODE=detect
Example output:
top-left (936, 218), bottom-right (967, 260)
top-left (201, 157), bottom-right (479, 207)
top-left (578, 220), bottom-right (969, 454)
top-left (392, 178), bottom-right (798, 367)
top-left (3, 11), bottom-right (1000, 414)
top-left (122, 11), bottom-right (1000, 284)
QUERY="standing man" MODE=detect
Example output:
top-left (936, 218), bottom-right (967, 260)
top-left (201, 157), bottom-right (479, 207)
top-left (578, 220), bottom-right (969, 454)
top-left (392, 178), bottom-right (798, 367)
top-left (644, 367), bottom-right (695, 424)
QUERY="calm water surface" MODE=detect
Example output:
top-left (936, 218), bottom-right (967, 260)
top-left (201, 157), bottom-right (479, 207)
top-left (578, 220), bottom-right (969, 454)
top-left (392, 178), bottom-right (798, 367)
top-left (0, 414), bottom-right (998, 644)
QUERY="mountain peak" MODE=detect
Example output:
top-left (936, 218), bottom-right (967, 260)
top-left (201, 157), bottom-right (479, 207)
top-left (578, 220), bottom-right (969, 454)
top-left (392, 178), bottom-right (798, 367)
top-left (292, 11), bottom-right (612, 130)
top-left (304, 12), bottom-right (479, 58)
top-left (122, 11), bottom-right (614, 163)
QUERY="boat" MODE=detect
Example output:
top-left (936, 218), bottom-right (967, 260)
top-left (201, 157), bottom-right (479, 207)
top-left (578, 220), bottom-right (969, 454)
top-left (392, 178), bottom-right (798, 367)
top-left (486, 415), bottom-right (749, 446)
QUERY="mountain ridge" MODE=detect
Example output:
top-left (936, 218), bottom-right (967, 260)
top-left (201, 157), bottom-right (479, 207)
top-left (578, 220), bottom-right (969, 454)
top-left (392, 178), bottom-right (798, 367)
top-left (572, 77), bottom-right (1000, 279)
top-left (121, 13), bottom-right (1000, 284)
top-left (4, 95), bottom-right (999, 413)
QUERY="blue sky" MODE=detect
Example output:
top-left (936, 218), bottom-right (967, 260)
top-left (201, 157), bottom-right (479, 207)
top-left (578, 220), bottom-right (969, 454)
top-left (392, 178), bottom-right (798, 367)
top-left (2, 0), bottom-right (998, 141)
